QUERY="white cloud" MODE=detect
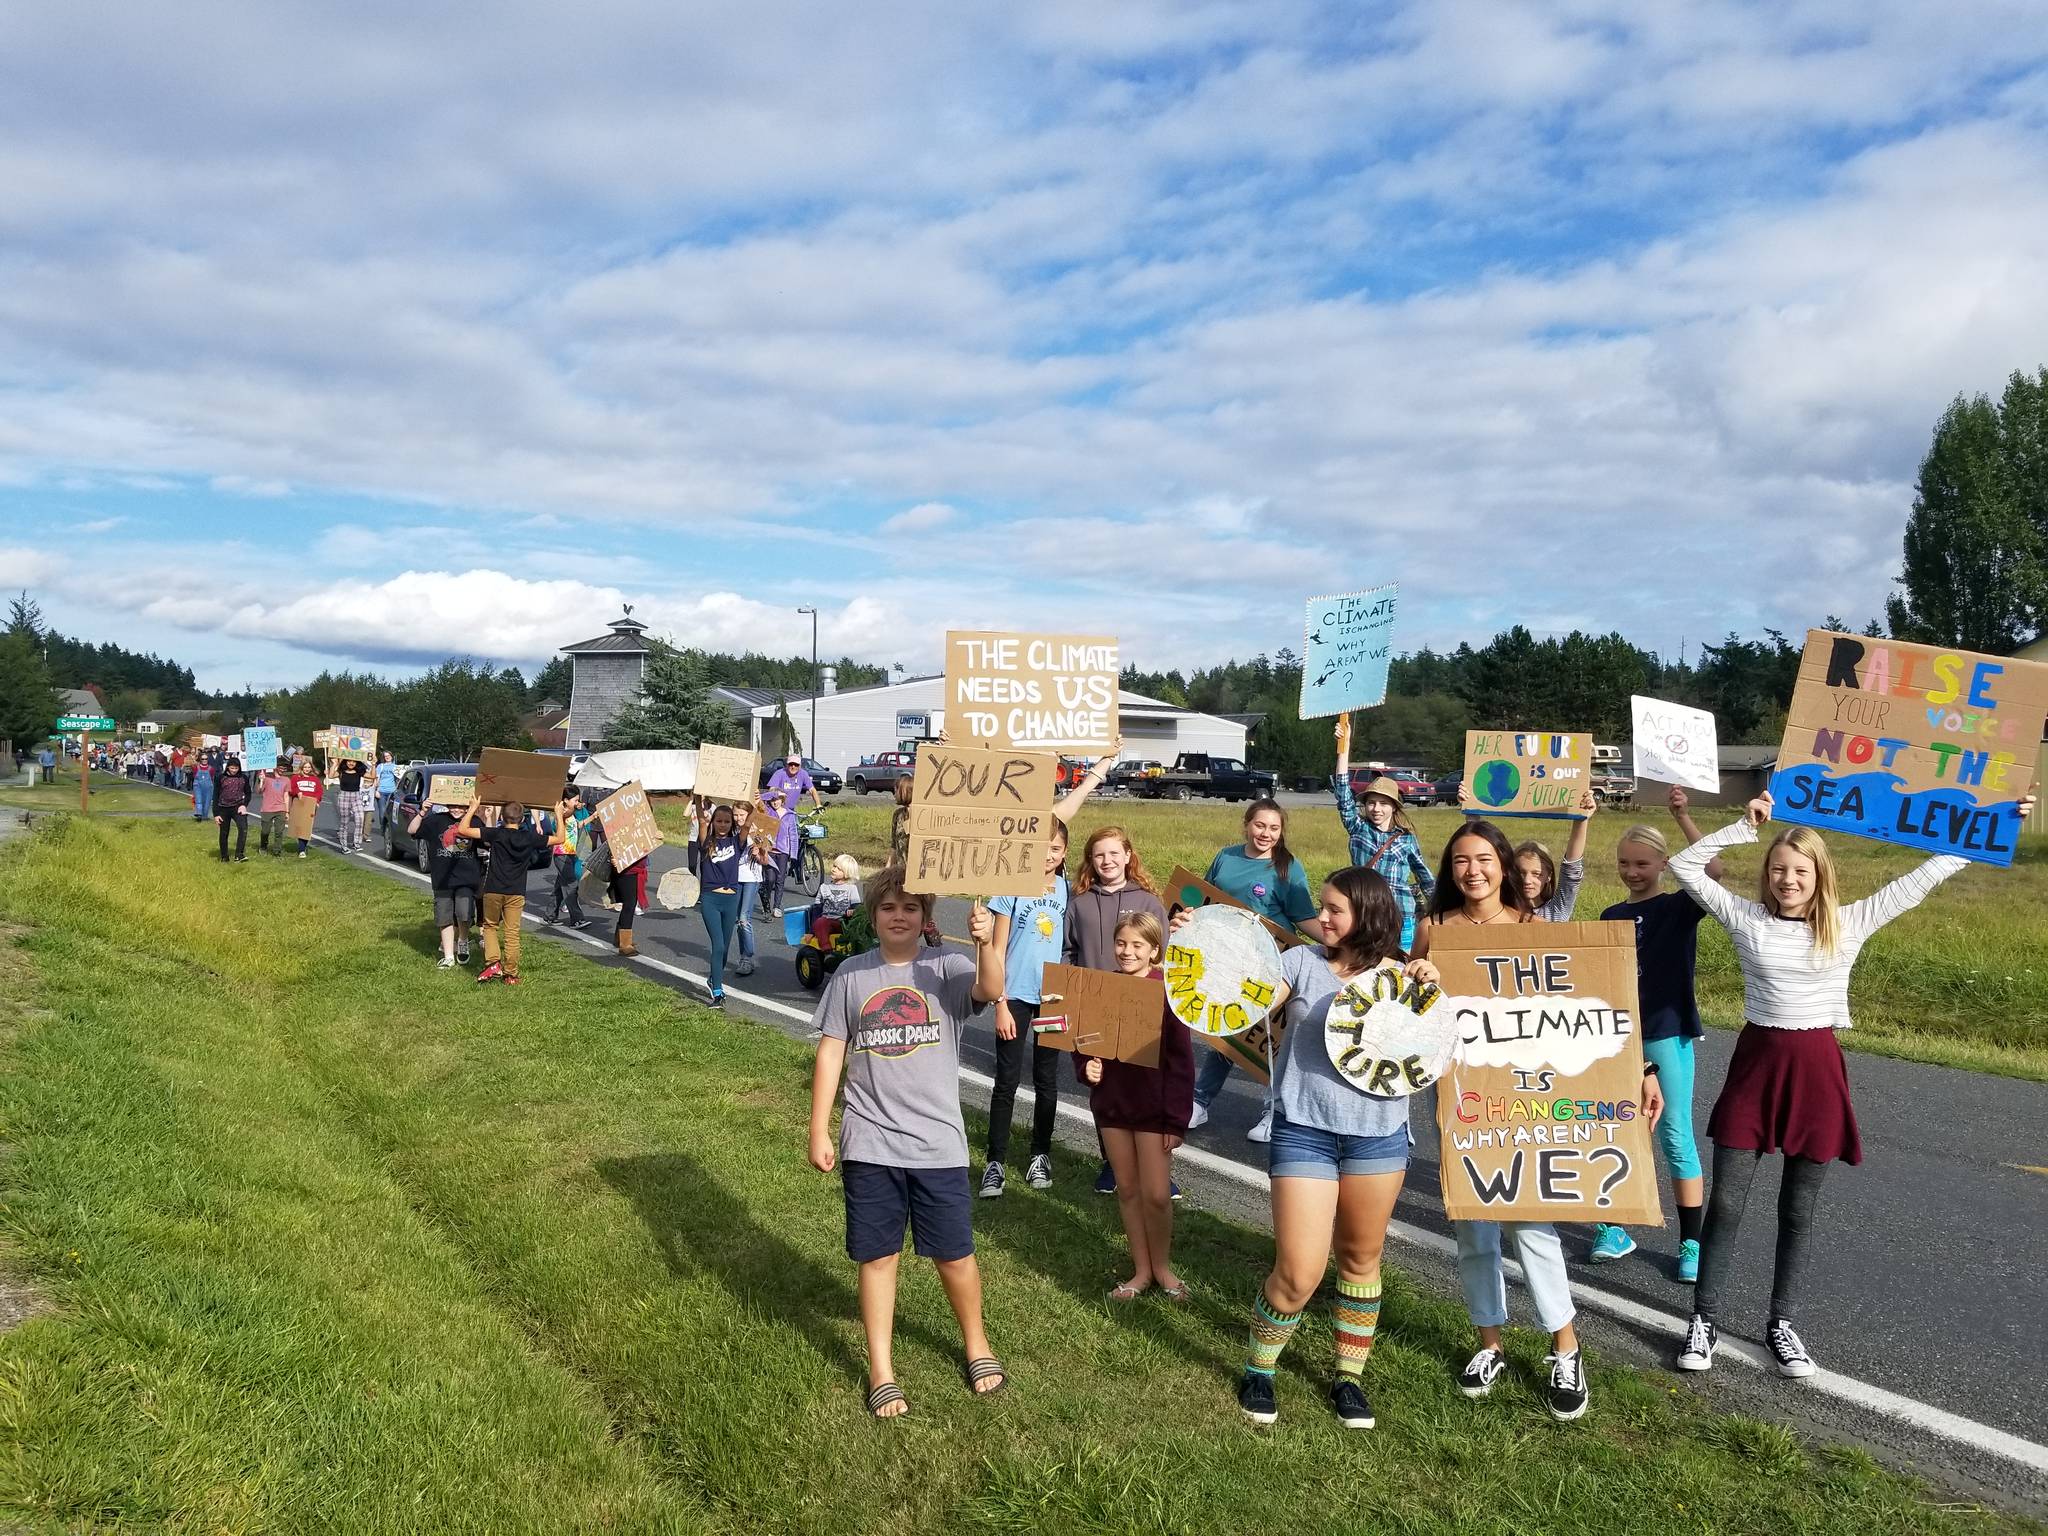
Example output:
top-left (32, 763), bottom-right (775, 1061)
top-left (879, 502), bottom-right (958, 534)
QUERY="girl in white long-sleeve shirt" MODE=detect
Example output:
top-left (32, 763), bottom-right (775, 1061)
top-left (1669, 789), bottom-right (2032, 1379)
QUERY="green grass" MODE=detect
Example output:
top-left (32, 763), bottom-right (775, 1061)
top-left (0, 816), bottom-right (2038, 1534)
top-left (706, 797), bottom-right (2048, 1081)
top-left (0, 760), bottom-right (184, 816)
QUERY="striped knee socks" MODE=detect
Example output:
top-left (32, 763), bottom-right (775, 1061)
top-left (1245, 1291), bottom-right (1304, 1377)
top-left (1333, 1278), bottom-right (1382, 1380)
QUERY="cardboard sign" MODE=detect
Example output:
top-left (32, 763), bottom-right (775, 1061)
top-left (1166, 865), bottom-right (1311, 950)
top-left (226, 733), bottom-right (243, 755)
top-left (693, 743), bottom-right (761, 805)
top-left (1463, 730), bottom-right (1594, 820)
top-left (1324, 965), bottom-right (1456, 1098)
top-left (1631, 696), bottom-right (1719, 793)
top-left (426, 773), bottom-right (477, 806)
top-left (1034, 964), bottom-right (1166, 1067)
top-left (202, 734), bottom-right (223, 748)
top-left (1299, 585), bottom-right (1399, 718)
top-left (1430, 922), bottom-right (1661, 1225)
top-left (595, 779), bottom-right (664, 869)
top-left (475, 747), bottom-right (568, 808)
top-left (1769, 630), bottom-right (2048, 867)
top-left (241, 726), bottom-right (279, 771)
top-left (903, 745), bottom-right (1055, 897)
top-left (329, 724), bottom-right (378, 762)
top-left (945, 630), bottom-right (1120, 752)
top-left (312, 729), bottom-right (336, 750)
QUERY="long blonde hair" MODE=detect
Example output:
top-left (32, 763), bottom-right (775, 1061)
top-left (1074, 825), bottom-right (1160, 895)
top-left (1761, 826), bottom-right (1840, 962)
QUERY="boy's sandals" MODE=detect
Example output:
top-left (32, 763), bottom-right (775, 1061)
top-left (965, 1356), bottom-right (1008, 1397)
top-left (865, 1381), bottom-right (909, 1419)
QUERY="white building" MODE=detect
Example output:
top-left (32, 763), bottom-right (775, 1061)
top-left (735, 674), bottom-right (1248, 773)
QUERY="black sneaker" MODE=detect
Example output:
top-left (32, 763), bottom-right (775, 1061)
top-left (1170, 1179), bottom-right (1183, 1201)
top-left (1457, 1346), bottom-right (1505, 1398)
top-left (1093, 1162), bottom-right (1117, 1195)
top-left (1330, 1378), bottom-right (1374, 1430)
top-left (456, 941), bottom-right (470, 963)
top-left (1236, 1371), bottom-right (1277, 1426)
top-left (571, 918), bottom-right (593, 930)
top-left (1766, 1318), bottom-right (1815, 1379)
top-left (1544, 1349), bottom-right (1589, 1421)
top-left (978, 1161), bottom-right (1006, 1199)
top-left (1676, 1314), bottom-right (1716, 1372)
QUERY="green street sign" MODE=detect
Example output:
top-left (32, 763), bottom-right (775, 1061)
top-left (58, 715), bottom-right (116, 732)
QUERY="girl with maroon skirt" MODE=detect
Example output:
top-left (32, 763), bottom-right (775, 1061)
top-left (1670, 789), bottom-right (2033, 1379)
top-left (1075, 911), bottom-right (1193, 1301)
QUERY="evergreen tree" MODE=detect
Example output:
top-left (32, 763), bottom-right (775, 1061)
top-left (602, 646), bottom-right (740, 750)
top-left (7, 591), bottom-right (45, 642)
top-left (1886, 377), bottom-right (2048, 650)
top-left (0, 630), bottom-right (61, 752)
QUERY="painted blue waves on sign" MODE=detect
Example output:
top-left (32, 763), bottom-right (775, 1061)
top-left (1767, 764), bottom-right (2022, 867)
top-left (1299, 584), bottom-right (1398, 718)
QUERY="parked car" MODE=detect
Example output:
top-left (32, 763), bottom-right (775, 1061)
top-left (760, 756), bottom-right (843, 796)
top-left (847, 750), bottom-right (918, 795)
top-left (1432, 772), bottom-right (1462, 807)
top-left (1129, 753), bottom-right (1277, 802)
top-left (382, 761), bottom-right (553, 874)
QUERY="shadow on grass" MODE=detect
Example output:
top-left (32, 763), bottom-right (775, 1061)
top-left (597, 1150), bottom-right (964, 1387)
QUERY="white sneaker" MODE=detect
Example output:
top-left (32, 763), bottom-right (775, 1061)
top-left (1025, 1153), bottom-right (1052, 1190)
top-left (1767, 1318), bottom-right (1815, 1378)
top-left (436, 956), bottom-right (457, 969)
top-left (1188, 1101), bottom-right (1210, 1130)
top-left (1245, 1106), bottom-right (1273, 1144)
top-left (1676, 1314), bottom-right (1717, 1372)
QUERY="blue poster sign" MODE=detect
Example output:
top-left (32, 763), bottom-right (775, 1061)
top-left (1299, 585), bottom-right (1399, 719)
top-left (242, 725), bottom-right (279, 771)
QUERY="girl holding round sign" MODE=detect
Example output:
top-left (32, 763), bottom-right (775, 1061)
top-left (1188, 800), bottom-right (1321, 1142)
top-left (1412, 819), bottom-right (1664, 1423)
top-left (1220, 867), bottom-right (1445, 1431)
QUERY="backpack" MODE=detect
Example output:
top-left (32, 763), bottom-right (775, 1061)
top-left (582, 825), bottom-right (614, 885)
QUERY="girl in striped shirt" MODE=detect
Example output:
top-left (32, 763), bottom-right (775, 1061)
top-left (1669, 789), bottom-right (2033, 1379)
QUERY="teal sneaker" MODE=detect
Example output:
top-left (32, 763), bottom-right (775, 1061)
top-left (1589, 1225), bottom-right (1636, 1263)
top-left (1677, 1239), bottom-right (1700, 1283)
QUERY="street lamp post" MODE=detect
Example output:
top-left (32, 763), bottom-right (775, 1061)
top-left (796, 606), bottom-right (818, 761)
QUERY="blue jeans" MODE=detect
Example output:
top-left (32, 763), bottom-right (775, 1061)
top-left (376, 790), bottom-right (397, 827)
top-left (700, 888), bottom-right (742, 996)
top-left (1194, 1049), bottom-right (1272, 1113)
top-left (736, 894), bottom-right (757, 960)
top-left (1455, 1220), bottom-right (1576, 1333)
top-left (193, 775), bottom-right (214, 818)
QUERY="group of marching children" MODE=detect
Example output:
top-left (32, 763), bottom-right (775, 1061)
top-left (805, 713), bottom-right (2031, 1431)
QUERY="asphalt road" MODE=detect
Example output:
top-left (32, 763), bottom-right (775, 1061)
top-left (261, 786), bottom-right (2048, 1508)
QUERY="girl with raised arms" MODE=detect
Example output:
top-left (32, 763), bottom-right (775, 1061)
top-left (1670, 789), bottom-right (2033, 1379)
top-left (1331, 715), bottom-right (1434, 953)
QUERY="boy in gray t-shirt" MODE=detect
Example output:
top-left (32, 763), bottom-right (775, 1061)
top-left (809, 866), bottom-right (1007, 1418)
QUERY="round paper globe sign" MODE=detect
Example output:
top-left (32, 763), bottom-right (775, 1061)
top-left (1325, 967), bottom-right (1459, 1099)
top-left (656, 868), bottom-right (701, 911)
top-left (1472, 758), bottom-right (1521, 808)
top-left (1163, 905), bottom-right (1285, 1037)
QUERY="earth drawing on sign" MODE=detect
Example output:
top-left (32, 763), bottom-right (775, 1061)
top-left (1474, 759), bottom-right (1521, 808)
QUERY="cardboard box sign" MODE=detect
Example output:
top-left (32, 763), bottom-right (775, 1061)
top-left (475, 747), bottom-right (568, 808)
top-left (595, 779), bottom-right (664, 870)
top-left (945, 630), bottom-right (1120, 753)
top-left (904, 744), bottom-right (1056, 898)
top-left (1034, 964), bottom-right (1165, 1067)
top-left (1298, 584), bottom-right (1399, 718)
top-left (1462, 730), bottom-right (1594, 820)
top-left (426, 773), bottom-right (477, 806)
top-left (1166, 865), bottom-right (1311, 950)
top-left (1429, 922), bottom-right (1662, 1227)
top-left (1769, 630), bottom-right (2048, 867)
top-left (693, 743), bottom-right (761, 806)
top-left (1631, 696), bottom-right (1719, 793)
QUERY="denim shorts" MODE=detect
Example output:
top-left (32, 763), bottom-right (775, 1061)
top-left (1268, 1111), bottom-right (1410, 1181)
top-left (842, 1162), bottom-right (974, 1264)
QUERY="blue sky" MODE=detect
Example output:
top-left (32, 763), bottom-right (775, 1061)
top-left (3, 1), bottom-right (2047, 693)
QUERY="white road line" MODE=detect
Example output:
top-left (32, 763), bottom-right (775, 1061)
top-left (322, 834), bottom-right (2048, 1479)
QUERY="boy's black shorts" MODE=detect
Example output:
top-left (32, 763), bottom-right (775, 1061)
top-left (842, 1162), bottom-right (974, 1263)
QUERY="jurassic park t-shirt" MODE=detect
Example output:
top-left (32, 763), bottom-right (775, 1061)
top-left (815, 948), bottom-right (981, 1168)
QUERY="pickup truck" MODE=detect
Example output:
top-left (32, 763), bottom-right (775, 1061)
top-left (847, 751), bottom-right (918, 795)
top-left (1129, 753), bottom-right (1277, 803)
